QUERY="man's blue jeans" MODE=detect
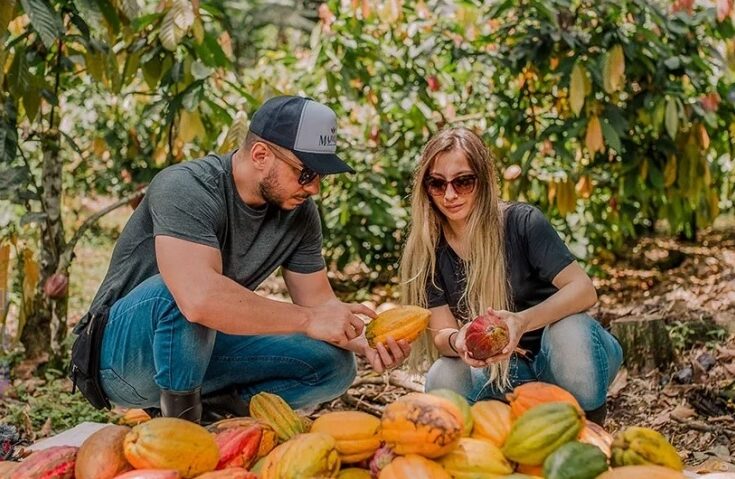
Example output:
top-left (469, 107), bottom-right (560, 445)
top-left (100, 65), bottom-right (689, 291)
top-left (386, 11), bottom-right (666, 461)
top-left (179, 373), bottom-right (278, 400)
top-left (424, 313), bottom-right (623, 411)
top-left (98, 274), bottom-right (357, 409)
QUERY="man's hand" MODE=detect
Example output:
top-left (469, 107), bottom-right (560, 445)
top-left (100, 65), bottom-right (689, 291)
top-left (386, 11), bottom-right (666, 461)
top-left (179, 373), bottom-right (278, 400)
top-left (305, 300), bottom-right (375, 346)
top-left (363, 337), bottom-right (411, 373)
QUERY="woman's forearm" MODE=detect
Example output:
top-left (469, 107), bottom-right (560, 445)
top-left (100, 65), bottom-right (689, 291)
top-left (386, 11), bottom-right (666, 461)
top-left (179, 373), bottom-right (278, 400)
top-left (519, 279), bottom-right (597, 331)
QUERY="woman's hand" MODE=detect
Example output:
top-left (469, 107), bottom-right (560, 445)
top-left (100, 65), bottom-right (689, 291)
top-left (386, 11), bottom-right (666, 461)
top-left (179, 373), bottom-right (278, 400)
top-left (482, 308), bottom-right (529, 364)
top-left (454, 325), bottom-right (490, 368)
top-left (363, 337), bottom-right (412, 373)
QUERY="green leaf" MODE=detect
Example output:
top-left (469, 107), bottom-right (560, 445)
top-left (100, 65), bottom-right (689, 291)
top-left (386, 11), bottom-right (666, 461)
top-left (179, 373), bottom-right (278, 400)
top-left (19, 0), bottom-right (62, 49)
top-left (0, 166), bottom-right (28, 202)
top-left (0, 99), bottom-right (18, 167)
top-left (118, 0), bottom-right (140, 20)
top-left (73, 0), bottom-right (104, 33)
top-left (22, 76), bottom-right (42, 122)
top-left (0, 0), bottom-right (17, 38)
top-left (665, 97), bottom-right (679, 139)
top-left (7, 48), bottom-right (31, 101)
top-left (600, 117), bottom-right (622, 152)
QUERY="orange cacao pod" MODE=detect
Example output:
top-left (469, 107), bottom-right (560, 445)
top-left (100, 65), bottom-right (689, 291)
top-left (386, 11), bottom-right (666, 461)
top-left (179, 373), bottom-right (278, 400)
top-left (365, 306), bottom-right (430, 347)
top-left (195, 469), bottom-right (257, 479)
top-left (207, 417), bottom-right (276, 459)
top-left (311, 411), bottom-right (381, 463)
top-left (249, 392), bottom-right (306, 441)
top-left (119, 409), bottom-right (152, 426)
top-left (516, 463), bottom-right (544, 475)
top-left (378, 454), bottom-right (450, 479)
top-left (470, 400), bottom-right (512, 446)
top-left (506, 382), bottom-right (583, 418)
top-left (123, 418), bottom-right (219, 478)
top-left (337, 468), bottom-right (372, 479)
top-left (379, 393), bottom-right (463, 458)
top-left (260, 432), bottom-right (340, 479)
top-left (429, 389), bottom-right (473, 436)
top-left (213, 425), bottom-right (261, 470)
top-left (75, 425), bottom-right (132, 479)
top-left (14, 446), bottom-right (77, 479)
top-left (113, 470), bottom-right (181, 478)
top-left (597, 465), bottom-right (686, 479)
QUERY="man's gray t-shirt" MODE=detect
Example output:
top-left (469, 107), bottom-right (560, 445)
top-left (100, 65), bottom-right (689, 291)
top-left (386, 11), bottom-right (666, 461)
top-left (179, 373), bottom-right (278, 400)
top-left (89, 150), bottom-right (325, 312)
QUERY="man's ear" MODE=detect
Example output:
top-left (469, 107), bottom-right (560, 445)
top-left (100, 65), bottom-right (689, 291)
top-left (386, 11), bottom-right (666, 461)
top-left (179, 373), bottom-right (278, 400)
top-left (250, 141), bottom-right (271, 171)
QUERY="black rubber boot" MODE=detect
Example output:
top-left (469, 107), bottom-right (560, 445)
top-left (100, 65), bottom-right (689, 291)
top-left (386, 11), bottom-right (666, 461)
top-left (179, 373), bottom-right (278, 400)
top-left (585, 403), bottom-right (607, 426)
top-left (160, 387), bottom-right (202, 423)
top-left (200, 387), bottom-right (249, 426)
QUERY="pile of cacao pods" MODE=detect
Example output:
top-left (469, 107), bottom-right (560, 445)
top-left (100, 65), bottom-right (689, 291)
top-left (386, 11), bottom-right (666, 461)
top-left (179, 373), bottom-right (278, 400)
top-left (0, 307), bottom-right (725, 478)
top-left (0, 382), bottom-right (723, 479)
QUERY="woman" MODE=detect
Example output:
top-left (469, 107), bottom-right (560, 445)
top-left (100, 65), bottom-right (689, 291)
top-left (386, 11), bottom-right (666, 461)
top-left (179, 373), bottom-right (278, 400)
top-left (400, 127), bottom-right (622, 424)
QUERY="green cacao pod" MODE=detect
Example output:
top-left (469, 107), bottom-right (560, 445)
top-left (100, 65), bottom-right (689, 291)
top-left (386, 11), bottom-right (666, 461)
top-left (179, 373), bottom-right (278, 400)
top-left (611, 427), bottom-right (683, 471)
top-left (543, 441), bottom-right (609, 479)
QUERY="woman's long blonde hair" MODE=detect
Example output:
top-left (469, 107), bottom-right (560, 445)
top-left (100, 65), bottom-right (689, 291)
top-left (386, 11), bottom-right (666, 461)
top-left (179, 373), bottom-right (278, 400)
top-left (400, 128), bottom-right (510, 385)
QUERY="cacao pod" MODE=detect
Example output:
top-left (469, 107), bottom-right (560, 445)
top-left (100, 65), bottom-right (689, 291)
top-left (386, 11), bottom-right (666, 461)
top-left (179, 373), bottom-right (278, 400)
top-left (579, 419), bottom-right (613, 457)
top-left (113, 470), bottom-right (181, 478)
top-left (365, 306), bottom-right (430, 347)
top-left (249, 392), bottom-right (306, 441)
top-left (337, 468), bottom-right (372, 479)
top-left (14, 446), bottom-right (77, 479)
top-left (597, 465), bottom-right (686, 479)
top-left (543, 441), bottom-right (609, 479)
top-left (123, 417), bottom-right (219, 478)
top-left (470, 400), bottom-right (512, 447)
top-left (213, 425), bottom-right (261, 470)
top-left (119, 409), bottom-right (152, 426)
top-left (259, 432), bottom-right (340, 479)
top-left (75, 425), bottom-right (132, 479)
top-left (195, 469), bottom-right (257, 479)
top-left (515, 463), bottom-right (544, 476)
top-left (379, 393), bottom-right (463, 458)
top-left (0, 461), bottom-right (20, 478)
top-left (207, 417), bottom-right (277, 459)
top-left (464, 314), bottom-right (509, 359)
top-left (428, 389), bottom-right (473, 436)
top-left (378, 454), bottom-right (449, 479)
top-left (611, 426), bottom-right (683, 471)
top-left (502, 402), bottom-right (584, 465)
top-left (438, 437), bottom-right (513, 476)
top-left (310, 411), bottom-right (381, 463)
top-left (43, 273), bottom-right (69, 299)
top-left (506, 382), bottom-right (583, 418)
top-left (369, 445), bottom-right (395, 477)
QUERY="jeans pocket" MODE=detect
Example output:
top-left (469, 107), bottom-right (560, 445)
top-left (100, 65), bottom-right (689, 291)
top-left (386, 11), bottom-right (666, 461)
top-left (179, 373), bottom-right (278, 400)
top-left (99, 368), bottom-right (148, 407)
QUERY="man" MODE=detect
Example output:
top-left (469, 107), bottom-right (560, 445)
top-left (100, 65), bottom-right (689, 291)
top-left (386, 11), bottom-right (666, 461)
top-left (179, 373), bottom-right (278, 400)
top-left (72, 96), bottom-right (410, 423)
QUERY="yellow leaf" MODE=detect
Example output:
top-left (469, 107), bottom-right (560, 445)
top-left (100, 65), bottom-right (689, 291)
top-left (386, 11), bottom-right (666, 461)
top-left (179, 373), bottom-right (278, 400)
top-left (192, 17), bottom-right (204, 44)
top-left (603, 45), bottom-right (625, 94)
top-left (664, 155), bottom-right (677, 187)
top-left (220, 111), bottom-right (248, 153)
top-left (697, 124), bottom-right (710, 149)
top-left (0, 244), bottom-right (10, 315)
top-left (547, 181), bottom-right (557, 205)
top-left (377, 0), bottom-right (402, 24)
top-left (709, 191), bottom-right (720, 218)
top-left (665, 98), bottom-right (679, 139)
top-left (178, 109), bottom-right (206, 144)
top-left (218, 32), bottom-right (233, 59)
top-left (575, 175), bottom-right (593, 199)
top-left (585, 115), bottom-right (604, 154)
top-left (569, 63), bottom-right (586, 117)
top-left (159, 0), bottom-right (194, 51)
top-left (0, 0), bottom-right (16, 39)
top-left (21, 248), bottom-right (39, 319)
top-left (557, 180), bottom-right (577, 216)
top-left (153, 145), bottom-right (167, 167)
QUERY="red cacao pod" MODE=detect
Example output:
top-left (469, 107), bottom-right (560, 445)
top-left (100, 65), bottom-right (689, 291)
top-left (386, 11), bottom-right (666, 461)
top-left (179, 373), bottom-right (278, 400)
top-left (43, 273), bottom-right (69, 299)
top-left (14, 446), bottom-right (77, 479)
top-left (75, 424), bottom-right (132, 479)
top-left (214, 425), bottom-right (262, 470)
top-left (464, 314), bottom-right (509, 360)
top-left (369, 444), bottom-right (395, 477)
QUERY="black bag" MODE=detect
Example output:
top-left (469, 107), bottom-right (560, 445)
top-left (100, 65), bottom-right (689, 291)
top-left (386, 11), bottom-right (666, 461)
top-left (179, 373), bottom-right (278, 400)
top-left (70, 307), bottom-right (111, 410)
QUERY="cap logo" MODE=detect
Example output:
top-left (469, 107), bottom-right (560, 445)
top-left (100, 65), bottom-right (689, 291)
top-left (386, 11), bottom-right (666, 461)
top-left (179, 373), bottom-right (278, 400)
top-left (319, 133), bottom-right (336, 147)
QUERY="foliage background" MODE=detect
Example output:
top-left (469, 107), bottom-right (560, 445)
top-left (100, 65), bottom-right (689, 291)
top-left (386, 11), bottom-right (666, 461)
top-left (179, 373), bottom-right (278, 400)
top-left (1, 0), bottom-right (735, 360)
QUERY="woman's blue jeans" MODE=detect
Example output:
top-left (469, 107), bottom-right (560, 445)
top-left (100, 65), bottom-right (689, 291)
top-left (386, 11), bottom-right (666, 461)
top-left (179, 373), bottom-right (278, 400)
top-left (98, 274), bottom-right (357, 409)
top-left (424, 313), bottom-right (623, 411)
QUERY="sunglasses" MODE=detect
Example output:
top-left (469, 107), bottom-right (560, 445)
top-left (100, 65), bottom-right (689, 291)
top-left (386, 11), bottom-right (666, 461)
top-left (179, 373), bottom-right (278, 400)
top-left (267, 143), bottom-right (320, 185)
top-left (424, 174), bottom-right (478, 196)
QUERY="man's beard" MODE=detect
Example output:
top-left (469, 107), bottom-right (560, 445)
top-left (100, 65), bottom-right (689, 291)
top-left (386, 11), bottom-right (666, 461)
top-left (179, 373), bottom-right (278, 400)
top-left (259, 166), bottom-right (299, 210)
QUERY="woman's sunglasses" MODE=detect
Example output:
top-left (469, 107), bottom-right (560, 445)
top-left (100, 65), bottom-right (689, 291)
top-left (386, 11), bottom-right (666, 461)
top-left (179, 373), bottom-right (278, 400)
top-left (267, 143), bottom-right (320, 185)
top-left (424, 174), bottom-right (478, 196)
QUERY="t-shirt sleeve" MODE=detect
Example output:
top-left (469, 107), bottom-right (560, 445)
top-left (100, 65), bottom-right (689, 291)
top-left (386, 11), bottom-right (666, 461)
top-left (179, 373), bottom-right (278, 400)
top-left (283, 201), bottom-right (326, 274)
top-left (524, 206), bottom-right (575, 282)
top-left (146, 168), bottom-right (223, 249)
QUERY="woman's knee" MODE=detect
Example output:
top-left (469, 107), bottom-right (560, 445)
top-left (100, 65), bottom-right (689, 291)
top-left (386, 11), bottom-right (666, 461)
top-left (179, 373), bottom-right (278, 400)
top-left (539, 314), bottom-right (620, 410)
top-left (425, 357), bottom-right (473, 397)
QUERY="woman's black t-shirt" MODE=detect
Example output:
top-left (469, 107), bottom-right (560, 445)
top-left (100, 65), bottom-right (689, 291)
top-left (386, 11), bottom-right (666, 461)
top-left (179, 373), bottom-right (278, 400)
top-left (426, 202), bottom-right (575, 354)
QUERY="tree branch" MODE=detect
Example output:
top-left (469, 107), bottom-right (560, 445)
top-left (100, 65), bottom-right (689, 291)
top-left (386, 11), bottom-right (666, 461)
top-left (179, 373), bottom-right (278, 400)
top-left (58, 188), bottom-right (146, 271)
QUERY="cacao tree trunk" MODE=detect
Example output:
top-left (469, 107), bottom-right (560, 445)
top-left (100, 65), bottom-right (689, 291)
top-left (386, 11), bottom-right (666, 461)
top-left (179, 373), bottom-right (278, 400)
top-left (19, 129), bottom-right (68, 360)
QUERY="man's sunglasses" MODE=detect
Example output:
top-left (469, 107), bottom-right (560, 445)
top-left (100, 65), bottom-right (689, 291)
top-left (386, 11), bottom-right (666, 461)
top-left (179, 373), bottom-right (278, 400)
top-left (267, 144), bottom-right (320, 185)
top-left (424, 174), bottom-right (478, 196)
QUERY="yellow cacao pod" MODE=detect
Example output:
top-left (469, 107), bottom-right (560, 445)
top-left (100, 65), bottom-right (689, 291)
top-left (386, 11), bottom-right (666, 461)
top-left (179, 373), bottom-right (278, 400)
top-left (378, 454), bottom-right (450, 479)
top-left (365, 306), bottom-right (430, 347)
top-left (611, 426), bottom-right (683, 471)
top-left (337, 468), bottom-right (372, 479)
top-left (123, 418), bottom-right (219, 478)
top-left (380, 393), bottom-right (463, 458)
top-left (249, 392), bottom-right (306, 441)
top-left (502, 402), bottom-right (584, 466)
top-left (260, 432), bottom-right (340, 479)
top-left (311, 411), bottom-right (381, 463)
top-left (597, 465), bottom-right (686, 479)
top-left (438, 438), bottom-right (513, 476)
top-left (470, 400), bottom-right (512, 447)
